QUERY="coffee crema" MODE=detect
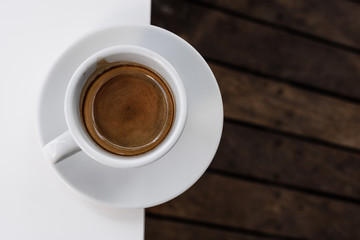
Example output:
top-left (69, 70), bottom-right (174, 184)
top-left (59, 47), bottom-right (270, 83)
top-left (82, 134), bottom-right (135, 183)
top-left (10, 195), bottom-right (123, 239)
top-left (80, 61), bottom-right (175, 156)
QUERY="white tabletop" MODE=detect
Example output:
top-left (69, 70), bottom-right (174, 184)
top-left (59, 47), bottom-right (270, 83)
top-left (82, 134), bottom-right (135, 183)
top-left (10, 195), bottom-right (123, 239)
top-left (0, 0), bottom-right (150, 239)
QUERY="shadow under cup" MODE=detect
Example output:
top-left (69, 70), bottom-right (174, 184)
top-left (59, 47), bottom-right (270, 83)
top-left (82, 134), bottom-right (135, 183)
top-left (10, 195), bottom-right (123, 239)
top-left (80, 61), bottom-right (175, 156)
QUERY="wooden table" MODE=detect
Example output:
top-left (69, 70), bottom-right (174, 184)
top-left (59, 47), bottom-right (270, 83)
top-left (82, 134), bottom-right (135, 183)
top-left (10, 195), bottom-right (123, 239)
top-left (145, 0), bottom-right (360, 239)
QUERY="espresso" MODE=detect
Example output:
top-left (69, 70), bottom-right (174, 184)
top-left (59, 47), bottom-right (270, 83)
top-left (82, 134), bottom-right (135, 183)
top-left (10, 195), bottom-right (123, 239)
top-left (80, 61), bottom-right (174, 156)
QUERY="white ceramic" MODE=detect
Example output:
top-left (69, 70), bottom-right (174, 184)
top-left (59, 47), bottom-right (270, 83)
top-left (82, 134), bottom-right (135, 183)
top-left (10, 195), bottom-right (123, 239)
top-left (38, 25), bottom-right (223, 208)
top-left (43, 45), bottom-right (187, 168)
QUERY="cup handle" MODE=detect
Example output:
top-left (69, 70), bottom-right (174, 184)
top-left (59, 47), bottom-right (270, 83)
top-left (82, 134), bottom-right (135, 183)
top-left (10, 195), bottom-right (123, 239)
top-left (43, 131), bottom-right (81, 164)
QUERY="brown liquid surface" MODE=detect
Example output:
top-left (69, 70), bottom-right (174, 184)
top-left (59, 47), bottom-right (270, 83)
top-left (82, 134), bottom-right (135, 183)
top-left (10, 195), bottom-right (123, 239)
top-left (81, 62), bottom-right (174, 155)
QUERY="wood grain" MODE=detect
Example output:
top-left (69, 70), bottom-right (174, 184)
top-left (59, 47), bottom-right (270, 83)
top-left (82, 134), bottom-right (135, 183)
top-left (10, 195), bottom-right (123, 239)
top-left (146, 217), bottom-right (282, 240)
top-left (149, 1), bottom-right (360, 239)
top-left (196, 0), bottom-right (360, 50)
top-left (147, 173), bottom-right (360, 240)
top-left (152, 0), bottom-right (360, 100)
top-left (211, 62), bottom-right (360, 150)
top-left (212, 121), bottom-right (360, 200)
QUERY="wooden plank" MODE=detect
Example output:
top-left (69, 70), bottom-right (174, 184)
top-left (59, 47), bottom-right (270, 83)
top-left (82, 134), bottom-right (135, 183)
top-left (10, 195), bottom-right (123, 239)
top-left (197, 0), bottom-right (360, 50)
top-left (211, 62), bottom-right (360, 150)
top-left (146, 217), bottom-right (282, 240)
top-left (147, 173), bottom-right (360, 239)
top-left (152, 0), bottom-right (360, 100)
top-left (212, 121), bottom-right (360, 200)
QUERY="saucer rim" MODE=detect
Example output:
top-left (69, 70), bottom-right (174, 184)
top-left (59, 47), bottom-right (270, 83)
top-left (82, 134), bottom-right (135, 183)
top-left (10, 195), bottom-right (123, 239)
top-left (37, 24), bottom-right (224, 208)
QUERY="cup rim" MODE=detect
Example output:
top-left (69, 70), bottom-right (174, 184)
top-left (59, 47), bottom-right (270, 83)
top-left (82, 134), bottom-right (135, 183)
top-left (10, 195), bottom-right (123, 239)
top-left (64, 45), bottom-right (187, 168)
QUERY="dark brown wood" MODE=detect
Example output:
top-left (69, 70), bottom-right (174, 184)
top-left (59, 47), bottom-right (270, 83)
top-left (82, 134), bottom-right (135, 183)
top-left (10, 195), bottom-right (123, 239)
top-left (149, 1), bottom-right (360, 239)
top-left (212, 121), bottom-right (360, 200)
top-left (152, 0), bottom-right (360, 100)
top-left (211, 62), bottom-right (360, 150)
top-left (146, 217), bottom-right (282, 240)
top-left (147, 173), bottom-right (360, 240)
top-left (196, 0), bottom-right (360, 50)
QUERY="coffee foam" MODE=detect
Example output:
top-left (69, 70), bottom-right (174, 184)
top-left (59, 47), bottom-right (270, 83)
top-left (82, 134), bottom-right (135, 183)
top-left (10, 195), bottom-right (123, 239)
top-left (80, 61), bottom-right (174, 156)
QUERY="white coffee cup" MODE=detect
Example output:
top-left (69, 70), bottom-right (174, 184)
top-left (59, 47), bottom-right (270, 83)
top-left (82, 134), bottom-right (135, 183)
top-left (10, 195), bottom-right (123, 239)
top-left (43, 45), bottom-right (187, 168)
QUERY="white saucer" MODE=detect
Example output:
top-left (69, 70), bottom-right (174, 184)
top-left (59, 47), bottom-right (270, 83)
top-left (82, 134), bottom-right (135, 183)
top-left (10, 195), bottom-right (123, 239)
top-left (38, 25), bottom-right (223, 208)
